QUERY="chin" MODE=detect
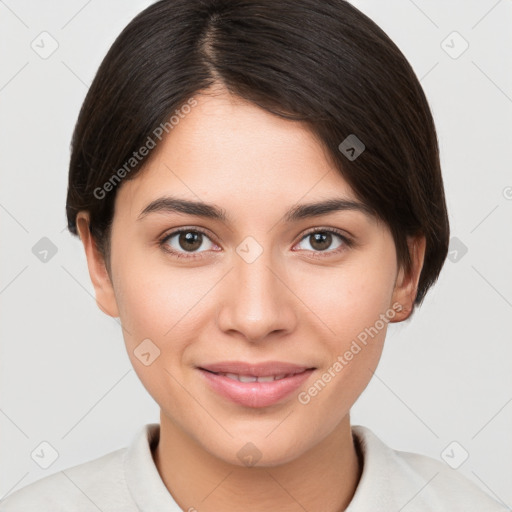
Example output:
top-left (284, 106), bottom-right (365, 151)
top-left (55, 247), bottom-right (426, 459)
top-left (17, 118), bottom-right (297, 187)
top-left (198, 427), bottom-right (314, 468)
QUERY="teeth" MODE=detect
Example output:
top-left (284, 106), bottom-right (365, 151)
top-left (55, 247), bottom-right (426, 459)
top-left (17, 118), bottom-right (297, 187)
top-left (217, 372), bottom-right (294, 382)
top-left (225, 373), bottom-right (242, 381)
top-left (257, 375), bottom-right (275, 382)
top-left (238, 375), bottom-right (258, 383)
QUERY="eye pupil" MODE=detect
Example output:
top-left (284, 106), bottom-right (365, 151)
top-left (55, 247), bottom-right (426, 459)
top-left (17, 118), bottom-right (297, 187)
top-left (179, 231), bottom-right (202, 251)
top-left (310, 232), bottom-right (332, 251)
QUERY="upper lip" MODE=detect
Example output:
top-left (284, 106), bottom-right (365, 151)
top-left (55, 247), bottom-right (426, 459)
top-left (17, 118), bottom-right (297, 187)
top-left (198, 361), bottom-right (315, 377)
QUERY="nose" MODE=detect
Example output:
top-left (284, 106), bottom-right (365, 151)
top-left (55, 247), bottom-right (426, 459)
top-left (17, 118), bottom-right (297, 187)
top-left (215, 248), bottom-right (298, 343)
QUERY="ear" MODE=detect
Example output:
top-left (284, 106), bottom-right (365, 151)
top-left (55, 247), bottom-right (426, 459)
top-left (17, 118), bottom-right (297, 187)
top-left (390, 234), bottom-right (426, 322)
top-left (76, 211), bottom-right (120, 318)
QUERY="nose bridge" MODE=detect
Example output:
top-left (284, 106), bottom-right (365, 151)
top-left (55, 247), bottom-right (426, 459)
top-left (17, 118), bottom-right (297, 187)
top-left (216, 240), bottom-right (296, 342)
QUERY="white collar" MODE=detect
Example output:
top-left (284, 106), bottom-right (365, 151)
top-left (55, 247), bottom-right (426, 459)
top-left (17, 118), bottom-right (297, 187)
top-left (124, 423), bottom-right (181, 510)
top-left (122, 423), bottom-right (503, 511)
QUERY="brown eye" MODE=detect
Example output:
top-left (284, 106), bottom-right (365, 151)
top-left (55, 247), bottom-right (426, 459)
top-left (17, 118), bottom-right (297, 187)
top-left (295, 229), bottom-right (350, 256)
top-left (178, 231), bottom-right (203, 251)
top-left (160, 228), bottom-right (217, 258)
top-left (309, 232), bottom-right (333, 251)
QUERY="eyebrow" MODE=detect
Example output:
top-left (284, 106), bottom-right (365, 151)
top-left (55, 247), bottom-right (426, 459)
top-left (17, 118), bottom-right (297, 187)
top-left (137, 196), bottom-right (374, 224)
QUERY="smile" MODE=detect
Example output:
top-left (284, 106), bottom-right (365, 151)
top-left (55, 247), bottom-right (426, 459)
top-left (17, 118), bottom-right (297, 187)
top-left (197, 363), bottom-right (315, 408)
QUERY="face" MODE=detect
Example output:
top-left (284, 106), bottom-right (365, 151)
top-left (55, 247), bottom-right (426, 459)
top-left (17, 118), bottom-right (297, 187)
top-left (78, 88), bottom-right (423, 467)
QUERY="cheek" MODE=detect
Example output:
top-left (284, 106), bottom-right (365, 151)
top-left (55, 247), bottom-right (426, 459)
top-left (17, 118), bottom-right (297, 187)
top-left (112, 250), bottom-right (219, 380)
top-left (291, 248), bottom-right (397, 409)
top-left (292, 249), bottom-right (397, 343)
top-left (112, 263), bottom-right (203, 409)
top-left (115, 263), bottom-right (205, 344)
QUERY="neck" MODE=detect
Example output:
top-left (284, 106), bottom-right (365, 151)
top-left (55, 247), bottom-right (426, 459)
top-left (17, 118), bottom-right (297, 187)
top-left (152, 412), bottom-right (362, 512)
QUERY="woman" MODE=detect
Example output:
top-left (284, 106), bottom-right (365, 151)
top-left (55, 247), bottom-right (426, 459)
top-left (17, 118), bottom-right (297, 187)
top-left (1, 0), bottom-right (506, 510)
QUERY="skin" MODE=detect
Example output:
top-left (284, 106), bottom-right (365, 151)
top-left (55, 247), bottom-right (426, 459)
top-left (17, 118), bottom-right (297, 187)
top-left (76, 86), bottom-right (426, 512)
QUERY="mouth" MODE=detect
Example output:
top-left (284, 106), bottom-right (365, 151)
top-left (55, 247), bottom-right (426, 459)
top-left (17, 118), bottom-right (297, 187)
top-left (197, 361), bottom-right (316, 408)
top-left (203, 370), bottom-right (304, 383)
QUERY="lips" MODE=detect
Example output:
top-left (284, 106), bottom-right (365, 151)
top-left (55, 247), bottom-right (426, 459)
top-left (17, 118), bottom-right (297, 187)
top-left (197, 361), bottom-right (315, 408)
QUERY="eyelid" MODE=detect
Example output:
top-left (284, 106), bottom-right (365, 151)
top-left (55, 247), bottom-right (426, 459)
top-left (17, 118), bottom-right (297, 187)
top-left (298, 226), bottom-right (352, 241)
top-left (159, 225), bottom-right (218, 244)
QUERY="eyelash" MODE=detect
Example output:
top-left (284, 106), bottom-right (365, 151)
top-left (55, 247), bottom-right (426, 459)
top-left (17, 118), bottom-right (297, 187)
top-left (158, 226), bottom-right (354, 261)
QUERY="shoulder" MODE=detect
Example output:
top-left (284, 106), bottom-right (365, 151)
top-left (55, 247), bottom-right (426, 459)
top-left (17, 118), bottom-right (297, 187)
top-left (0, 443), bottom-right (134, 512)
top-left (349, 425), bottom-right (509, 512)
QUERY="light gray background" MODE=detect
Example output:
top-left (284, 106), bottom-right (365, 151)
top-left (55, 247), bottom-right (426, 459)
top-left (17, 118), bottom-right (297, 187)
top-left (1, 0), bottom-right (511, 506)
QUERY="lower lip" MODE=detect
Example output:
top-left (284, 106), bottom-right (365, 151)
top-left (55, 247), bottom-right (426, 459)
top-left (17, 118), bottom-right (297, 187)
top-left (198, 368), bottom-right (315, 408)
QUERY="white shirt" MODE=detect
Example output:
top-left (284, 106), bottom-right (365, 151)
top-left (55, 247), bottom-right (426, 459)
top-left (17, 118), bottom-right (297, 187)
top-left (0, 423), bottom-right (508, 511)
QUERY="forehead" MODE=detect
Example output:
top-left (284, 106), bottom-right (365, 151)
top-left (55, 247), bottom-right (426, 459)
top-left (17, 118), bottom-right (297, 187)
top-left (116, 90), bottom-right (367, 221)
